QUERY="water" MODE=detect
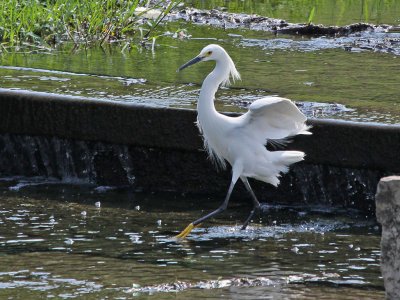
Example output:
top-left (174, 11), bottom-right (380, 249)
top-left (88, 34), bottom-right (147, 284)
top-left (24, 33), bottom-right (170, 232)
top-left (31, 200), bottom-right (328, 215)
top-left (0, 18), bottom-right (399, 123)
top-left (0, 179), bottom-right (383, 299)
top-left (0, 133), bottom-right (382, 214)
top-left (0, 134), bottom-right (135, 186)
top-left (186, 0), bottom-right (400, 26)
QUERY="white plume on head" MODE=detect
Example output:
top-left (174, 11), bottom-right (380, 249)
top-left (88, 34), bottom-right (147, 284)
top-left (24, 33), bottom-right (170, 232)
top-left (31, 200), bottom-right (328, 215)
top-left (200, 44), bottom-right (241, 87)
top-left (220, 52), bottom-right (241, 87)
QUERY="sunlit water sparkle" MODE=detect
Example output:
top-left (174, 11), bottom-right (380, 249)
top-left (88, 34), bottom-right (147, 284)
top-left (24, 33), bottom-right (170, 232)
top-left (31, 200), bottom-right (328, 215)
top-left (0, 178), bottom-right (384, 299)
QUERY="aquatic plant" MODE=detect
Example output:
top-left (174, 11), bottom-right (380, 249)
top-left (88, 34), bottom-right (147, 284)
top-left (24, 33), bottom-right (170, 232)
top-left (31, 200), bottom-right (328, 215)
top-left (0, 0), bottom-right (182, 53)
top-left (307, 6), bottom-right (316, 24)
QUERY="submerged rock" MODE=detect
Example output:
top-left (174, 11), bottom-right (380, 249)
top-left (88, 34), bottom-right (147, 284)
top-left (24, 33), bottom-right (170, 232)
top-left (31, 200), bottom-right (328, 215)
top-left (278, 23), bottom-right (376, 35)
top-left (164, 7), bottom-right (400, 56)
top-left (169, 8), bottom-right (288, 31)
top-left (168, 7), bottom-right (392, 36)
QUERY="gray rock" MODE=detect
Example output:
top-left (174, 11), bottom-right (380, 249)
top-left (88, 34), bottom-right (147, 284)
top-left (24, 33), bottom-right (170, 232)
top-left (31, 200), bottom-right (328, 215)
top-left (376, 176), bottom-right (400, 299)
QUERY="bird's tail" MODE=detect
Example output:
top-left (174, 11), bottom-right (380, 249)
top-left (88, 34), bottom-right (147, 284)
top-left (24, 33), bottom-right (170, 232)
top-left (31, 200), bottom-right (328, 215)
top-left (298, 124), bottom-right (313, 136)
top-left (255, 150), bottom-right (305, 187)
top-left (280, 150), bottom-right (305, 165)
top-left (272, 150), bottom-right (305, 175)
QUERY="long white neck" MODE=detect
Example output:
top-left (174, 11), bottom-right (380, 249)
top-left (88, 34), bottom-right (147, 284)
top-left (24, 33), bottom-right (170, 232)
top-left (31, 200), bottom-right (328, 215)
top-left (197, 59), bottom-right (230, 121)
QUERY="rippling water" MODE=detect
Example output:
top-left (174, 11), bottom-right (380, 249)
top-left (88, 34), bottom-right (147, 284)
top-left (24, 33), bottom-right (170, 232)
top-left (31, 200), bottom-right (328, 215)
top-left (1, 22), bottom-right (399, 124)
top-left (185, 0), bottom-right (400, 26)
top-left (0, 178), bottom-right (384, 299)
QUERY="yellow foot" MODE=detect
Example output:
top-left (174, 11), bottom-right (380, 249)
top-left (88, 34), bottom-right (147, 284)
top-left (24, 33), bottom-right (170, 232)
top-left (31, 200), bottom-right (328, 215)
top-left (175, 223), bottom-right (200, 239)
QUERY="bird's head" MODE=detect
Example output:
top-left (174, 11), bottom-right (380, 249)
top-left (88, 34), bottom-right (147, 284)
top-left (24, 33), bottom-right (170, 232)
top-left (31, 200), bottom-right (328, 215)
top-left (178, 44), bottom-right (240, 86)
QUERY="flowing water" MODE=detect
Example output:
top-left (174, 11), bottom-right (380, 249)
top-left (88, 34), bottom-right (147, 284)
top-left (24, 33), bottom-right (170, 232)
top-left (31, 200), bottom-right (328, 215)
top-left (0, 22), bottom-right (399, 123)
top-left (0, 179), bottom-right (383, 299)
top-left (186, 0), bottom-right (400, 26)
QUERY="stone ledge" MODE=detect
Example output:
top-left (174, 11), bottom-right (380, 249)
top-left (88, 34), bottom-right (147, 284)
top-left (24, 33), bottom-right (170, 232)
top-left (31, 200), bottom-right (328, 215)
top-left (1, 89), bottom-right (399, 212)
top-left (1, 88), bottom-right (400, 172)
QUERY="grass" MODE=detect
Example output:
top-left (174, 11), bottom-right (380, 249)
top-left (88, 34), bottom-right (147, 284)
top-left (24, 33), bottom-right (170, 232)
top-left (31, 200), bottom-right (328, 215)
top-left (307, 6), bottom-right (316, 24)
top-left (0, 0), bottom-right (182, 53)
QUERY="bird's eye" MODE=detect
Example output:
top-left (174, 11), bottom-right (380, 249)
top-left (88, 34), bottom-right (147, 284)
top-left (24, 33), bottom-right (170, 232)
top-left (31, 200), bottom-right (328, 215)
top-left (207, 51), bottom-right (212, 56)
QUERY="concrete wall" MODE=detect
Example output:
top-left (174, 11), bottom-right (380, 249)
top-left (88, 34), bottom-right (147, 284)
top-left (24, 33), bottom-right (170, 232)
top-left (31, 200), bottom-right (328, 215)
top-left (1, 89), bottom-right (399, 211)
top-left (375, 176), bottom-right (400, 299)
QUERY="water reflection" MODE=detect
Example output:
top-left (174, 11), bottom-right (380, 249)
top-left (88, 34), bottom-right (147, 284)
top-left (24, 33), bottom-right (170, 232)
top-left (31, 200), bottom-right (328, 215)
top-left (0, 178), bottom-right (384, 299)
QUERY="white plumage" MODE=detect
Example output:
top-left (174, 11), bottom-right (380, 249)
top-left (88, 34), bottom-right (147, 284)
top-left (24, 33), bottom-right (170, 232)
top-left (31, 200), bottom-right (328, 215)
top-left (176, 44), bottom-right (311, 238)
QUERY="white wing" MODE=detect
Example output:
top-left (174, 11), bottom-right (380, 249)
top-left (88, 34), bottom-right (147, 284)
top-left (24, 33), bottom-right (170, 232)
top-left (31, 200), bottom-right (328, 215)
top-left (239, 96), bottom-right (311, 144)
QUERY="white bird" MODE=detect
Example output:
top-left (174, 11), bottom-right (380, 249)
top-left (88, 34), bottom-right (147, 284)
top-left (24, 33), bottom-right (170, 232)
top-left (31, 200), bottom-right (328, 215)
top-left (176, 44), bottom-right (311, 238)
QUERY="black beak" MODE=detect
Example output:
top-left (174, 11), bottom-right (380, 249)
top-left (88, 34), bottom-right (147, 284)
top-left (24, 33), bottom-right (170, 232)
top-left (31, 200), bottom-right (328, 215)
top-left (177, 56), bottom-right (203, 72)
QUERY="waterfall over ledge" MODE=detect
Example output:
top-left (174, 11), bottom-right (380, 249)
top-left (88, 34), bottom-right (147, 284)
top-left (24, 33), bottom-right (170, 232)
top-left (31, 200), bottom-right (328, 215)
top-left (1, 89), bottom-right (399, 214)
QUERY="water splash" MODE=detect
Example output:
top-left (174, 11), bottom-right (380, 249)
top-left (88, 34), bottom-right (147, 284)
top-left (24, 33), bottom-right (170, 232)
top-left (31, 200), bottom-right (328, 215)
top-left (128, 276), bottom-right (276, 294)
top-left (163, 220), bottom-right (353, 242)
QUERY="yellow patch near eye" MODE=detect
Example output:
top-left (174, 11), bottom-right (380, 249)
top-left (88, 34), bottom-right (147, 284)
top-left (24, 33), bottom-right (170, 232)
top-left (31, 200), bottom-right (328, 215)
top-left (206, 51), bottom-right (212, 56)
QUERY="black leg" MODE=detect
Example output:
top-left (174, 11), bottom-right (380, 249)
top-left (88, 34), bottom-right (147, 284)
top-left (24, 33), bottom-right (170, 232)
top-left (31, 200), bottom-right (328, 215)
top-left (192, 179), bottom-right (236, 225)
top-left (241, 208), bottom-right (256, 230)
top-left (241, 177), bottom-right (261, 230)
top-left (176, 179), bottom-right (237, 238)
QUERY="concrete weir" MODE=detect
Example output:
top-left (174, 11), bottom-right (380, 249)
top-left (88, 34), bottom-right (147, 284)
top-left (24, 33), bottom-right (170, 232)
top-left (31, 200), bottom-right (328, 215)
top-left (1, 89), bottom-right (400, 213)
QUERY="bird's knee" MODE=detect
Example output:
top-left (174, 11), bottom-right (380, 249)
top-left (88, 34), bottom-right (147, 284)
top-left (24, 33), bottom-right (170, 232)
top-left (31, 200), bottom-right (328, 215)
top-left (217, 202), bottom-right (229, 212)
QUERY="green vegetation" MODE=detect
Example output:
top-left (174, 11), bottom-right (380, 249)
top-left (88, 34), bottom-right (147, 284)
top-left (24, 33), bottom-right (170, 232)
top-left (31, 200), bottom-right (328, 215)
top-left (3, 0), bottom-right (398, 53)
top-left (306, 6), bottom-right (315, 24)
top-left (0, 0), bottom-right (181, 52)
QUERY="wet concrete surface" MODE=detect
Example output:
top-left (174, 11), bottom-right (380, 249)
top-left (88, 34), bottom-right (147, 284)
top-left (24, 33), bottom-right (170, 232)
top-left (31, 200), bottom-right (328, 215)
top-left (1, 89), bottom-right (399, 171)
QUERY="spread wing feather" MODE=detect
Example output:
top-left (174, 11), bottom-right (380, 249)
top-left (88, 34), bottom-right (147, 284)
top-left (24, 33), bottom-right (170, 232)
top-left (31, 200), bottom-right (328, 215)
top-left (240, 96), bottom-right (311, 144)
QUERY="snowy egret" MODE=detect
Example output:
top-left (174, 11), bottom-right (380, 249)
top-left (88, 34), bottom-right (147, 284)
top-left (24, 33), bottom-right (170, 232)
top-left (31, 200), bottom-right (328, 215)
top-left (176, 44), bottom-right (311, 238)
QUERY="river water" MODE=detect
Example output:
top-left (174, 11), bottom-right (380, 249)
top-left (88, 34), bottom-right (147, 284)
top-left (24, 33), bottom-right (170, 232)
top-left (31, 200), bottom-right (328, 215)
top-left (186, 0), bottom-right (400, 26)
top-left (0, 179), bottom-right (383, 299)
top-left (0, 15), bottom-right (399, 123)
